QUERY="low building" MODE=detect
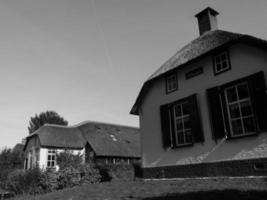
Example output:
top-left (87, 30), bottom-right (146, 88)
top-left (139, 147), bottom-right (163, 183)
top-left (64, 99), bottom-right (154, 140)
top-left (24, 121), bottom-right (140, 170)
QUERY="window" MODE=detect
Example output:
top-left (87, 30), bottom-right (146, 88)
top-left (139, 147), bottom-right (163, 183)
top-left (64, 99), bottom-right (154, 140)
top-left (207, 71), bottom-right (267, 140)
top-left (166, 73), bottom-right (178, 93)
top-left (172, 101), bottom-right (193, 145)
top-left (160, 94), bottom-right (204, 149)
top-left (213, 51), bottom-right (231, 75)
top-left (47, 149), bottom-right (56, 168)
top-left (225, 82), bottom-right (256, 137)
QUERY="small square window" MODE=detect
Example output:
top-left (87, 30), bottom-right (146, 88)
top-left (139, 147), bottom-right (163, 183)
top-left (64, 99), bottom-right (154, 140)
top-left (213, 51), bottom-right (231, 75)
top-left (166, 73), bottom-right (178, 94)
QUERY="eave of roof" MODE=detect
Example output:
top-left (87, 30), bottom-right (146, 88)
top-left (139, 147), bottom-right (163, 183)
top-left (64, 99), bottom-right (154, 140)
top-left (130, 30), bottom-right (267, 115)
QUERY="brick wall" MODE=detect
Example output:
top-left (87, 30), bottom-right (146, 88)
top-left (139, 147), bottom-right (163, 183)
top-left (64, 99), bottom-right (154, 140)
top-left (142, 158), bottom-right (267, 178)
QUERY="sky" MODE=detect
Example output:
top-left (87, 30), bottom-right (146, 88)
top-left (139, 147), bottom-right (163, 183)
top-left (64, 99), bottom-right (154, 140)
top-left (1, 0), bottom-right (267, 148)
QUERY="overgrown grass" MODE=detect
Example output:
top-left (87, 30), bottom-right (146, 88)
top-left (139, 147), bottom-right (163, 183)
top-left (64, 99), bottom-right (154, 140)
top-left (11, 177), bottom-right (267, 200)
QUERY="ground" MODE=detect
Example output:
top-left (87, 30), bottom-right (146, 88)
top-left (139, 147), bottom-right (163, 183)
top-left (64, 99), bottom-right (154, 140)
top-left (11, 177), bottom-right (267, 200)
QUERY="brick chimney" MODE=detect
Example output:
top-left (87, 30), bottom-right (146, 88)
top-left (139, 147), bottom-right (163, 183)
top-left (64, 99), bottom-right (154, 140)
top-left (195, 7), bottom-right (219, 36)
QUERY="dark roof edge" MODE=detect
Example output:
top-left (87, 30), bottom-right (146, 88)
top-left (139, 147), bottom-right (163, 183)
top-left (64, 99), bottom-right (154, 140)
top-left (95, 155), bottom-right (141, 158)
top-left (130, 34), bottom-right (267, 115)
top-left (195, 7), bottom-right (219, 18)
top-left (40, 145), bottom-right (84, 150)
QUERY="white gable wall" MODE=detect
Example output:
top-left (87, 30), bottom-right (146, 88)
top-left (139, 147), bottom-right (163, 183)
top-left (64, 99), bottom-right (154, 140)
top-left (140, 43), bottom-right (267, 168)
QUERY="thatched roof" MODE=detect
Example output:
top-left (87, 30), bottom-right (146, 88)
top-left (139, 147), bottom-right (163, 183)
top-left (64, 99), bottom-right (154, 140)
top-left (27, 125), bottom-right (85, 149)
top-left (130, 30), bottom-right (267, 115)
top-left (77, 121), bottom-right (140, 158)
top-left (24, 121), bottom-right (140, 158)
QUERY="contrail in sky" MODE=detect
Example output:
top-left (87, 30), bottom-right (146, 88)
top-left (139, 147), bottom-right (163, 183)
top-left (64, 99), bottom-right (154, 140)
top-left (90, 0), bottom-right (114, 70)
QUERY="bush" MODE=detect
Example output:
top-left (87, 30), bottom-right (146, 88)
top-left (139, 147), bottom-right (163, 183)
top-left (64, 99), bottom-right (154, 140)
top-left (0, 148), bottom-right (24, 188)
top-left (6, 168), bottom-right (46, 195)
top-left (79, 164), bottom-right (101, 184)
top-left (97, 163), bottom-right (135, 181)
top-left (56, 150), bottom-right (83, 170)
top-left (57, 166), bottom-right (81, 189)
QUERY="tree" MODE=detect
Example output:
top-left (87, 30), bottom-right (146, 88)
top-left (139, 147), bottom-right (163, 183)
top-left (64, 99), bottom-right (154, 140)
top-left (28, 110), bottom-right (68, 134)
top-left (0, 147), bottom-right (25, 188)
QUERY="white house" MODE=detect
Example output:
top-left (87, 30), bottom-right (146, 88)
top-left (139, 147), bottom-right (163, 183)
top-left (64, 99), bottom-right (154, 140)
top-left (24, 121), bottom-right (140, 170)
top-left (131, 7), bottom-right (267, 178)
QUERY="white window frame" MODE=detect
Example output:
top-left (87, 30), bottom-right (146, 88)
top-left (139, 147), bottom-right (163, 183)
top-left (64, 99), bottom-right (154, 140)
top-left (171, 101), bottom-right (193, 146)
top-left (224, 82), bottom-right (256, 137)
top-left (47, 149), bottom-right (57, 168)
top-left (166, 73), bottom-right (178, 93)
top-left (214, 51), bottom-right (231, 74)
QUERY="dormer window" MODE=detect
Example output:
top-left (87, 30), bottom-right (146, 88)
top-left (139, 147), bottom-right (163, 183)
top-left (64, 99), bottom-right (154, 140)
top-left (213, 51), bottom-right (231, 75)
top-left (166, 73), bottom-right (178, 94)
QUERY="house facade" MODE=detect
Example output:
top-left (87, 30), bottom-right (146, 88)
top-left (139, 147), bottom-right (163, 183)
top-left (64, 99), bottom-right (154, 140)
top-left (131, 7), bottom-right (267, 178)
top-left (24, 121), bottom-right (140, 170)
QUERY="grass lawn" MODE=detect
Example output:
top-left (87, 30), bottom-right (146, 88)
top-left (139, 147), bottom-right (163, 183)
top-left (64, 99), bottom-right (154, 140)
top-left (11, 177), bottom-right (267, 200)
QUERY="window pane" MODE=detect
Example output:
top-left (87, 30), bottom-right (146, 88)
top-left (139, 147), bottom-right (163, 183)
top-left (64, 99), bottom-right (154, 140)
top-left (216, 63), bottom-right (222, 71)
top-left (229, 103), bottom-right (240, 118)
top-left (221, 53), bottom-right (226, 61)
top-left (240, 101), bottom-right (252, 116)
top-left (226, 87), bottom-right (237, 102)
top-left (183, 117), bottom-right (191, 129)
top-left (215, 57), bottom-right (220, 64)
top-left (182, 102), bottom-right (190, 115)
top-left (177, 132), bottom-right (184, 144)
top-left (185, 131), bottom-right (192, 143)
top-left (176, 119), bottom-right (183, 131)
top-left (231, 119), bottom-right (243, 135)
top-left (174, 105), bottom-right (182, 117)
top-left (47, 161), bottom-right (51, 167)
top-left (222, 61), bottom-right (227, 69)
top-left (51, 155), bottom-right (55, 161)
top-left (243, 117), bottom-right (256, 133)
top-left (238, 84), bottom-right (249, 99)
top-left (48, 155), bottom-right (51, 160)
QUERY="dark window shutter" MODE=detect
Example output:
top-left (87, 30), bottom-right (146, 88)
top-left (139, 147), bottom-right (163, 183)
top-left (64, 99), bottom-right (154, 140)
top-left (188, 94), bottom-right (204, 143)
top-left (249, 71), bottom-right (267, 132)
top-left (160, 104), bottom-right (171, 148)
top-left (207, 87), bottom-right (229, 140)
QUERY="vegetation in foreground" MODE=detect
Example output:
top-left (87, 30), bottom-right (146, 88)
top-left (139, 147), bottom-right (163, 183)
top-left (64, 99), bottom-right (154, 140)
top-left (11, 177), bottom-right (267, 200)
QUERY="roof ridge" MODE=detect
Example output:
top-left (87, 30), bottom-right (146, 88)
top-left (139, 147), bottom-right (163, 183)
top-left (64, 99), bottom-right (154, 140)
top-left (73, 120), bottom-right (139, 129)
top-left (148, 29), bottom-right (244, 80)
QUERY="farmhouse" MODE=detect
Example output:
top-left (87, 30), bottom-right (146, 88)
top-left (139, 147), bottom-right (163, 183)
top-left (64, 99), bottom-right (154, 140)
top-left (24, 121), bottom-right (140, 170)
top-left (131, 7), bottom-right (267, 178)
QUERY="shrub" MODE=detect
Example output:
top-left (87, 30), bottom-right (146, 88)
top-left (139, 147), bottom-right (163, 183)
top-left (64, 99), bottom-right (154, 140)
top-left (0, 148), bottom-right (24, 188)
top-left (57, 166), bottom-right (81, 189)
top-left (79, 164), bottom-right (101, 184)
top-left (97, 163), bottom-right (135, 181)
top-left (56, 150), bottom-right (83, 170)
top-left (6, 168), bottom-right (45, 195)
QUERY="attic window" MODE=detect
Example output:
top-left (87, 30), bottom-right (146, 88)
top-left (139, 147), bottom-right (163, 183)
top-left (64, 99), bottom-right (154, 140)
top-left (213, 51), bottom-right (231, 75)
top-left (166, 73), bottom-right (178, 94)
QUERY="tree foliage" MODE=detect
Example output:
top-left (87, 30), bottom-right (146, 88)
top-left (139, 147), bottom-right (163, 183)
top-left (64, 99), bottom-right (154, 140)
top-left (28, 110), bottom-right (68, 134)
top-left (0, 147), bottom-right (25, 188)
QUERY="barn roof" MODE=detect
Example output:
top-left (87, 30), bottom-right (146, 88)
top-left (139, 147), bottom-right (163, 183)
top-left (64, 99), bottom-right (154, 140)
top-left (24, 121), bottom-right (140, 158)
top-left (130, 30), bottom-right (267, 115)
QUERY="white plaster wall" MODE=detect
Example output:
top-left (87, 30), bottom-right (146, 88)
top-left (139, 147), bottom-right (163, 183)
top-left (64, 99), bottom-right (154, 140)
top-left (140, 43), bottom-right (267, 168)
